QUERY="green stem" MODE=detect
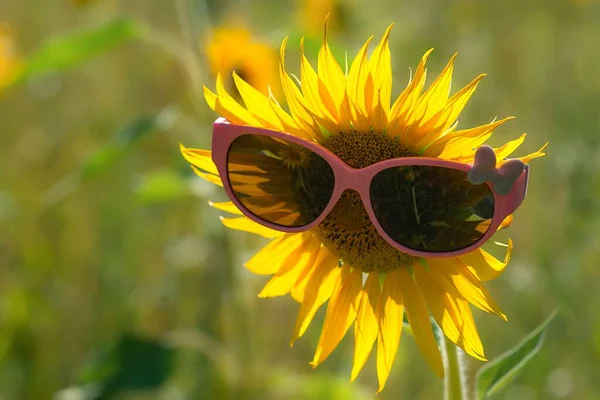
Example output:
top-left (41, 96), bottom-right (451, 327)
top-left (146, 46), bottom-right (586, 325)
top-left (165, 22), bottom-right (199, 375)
top-left (443, 336), bottom-right (465, 400)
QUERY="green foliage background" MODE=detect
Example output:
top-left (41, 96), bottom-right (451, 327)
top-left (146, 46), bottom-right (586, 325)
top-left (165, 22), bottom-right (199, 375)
top-left (1, 0), bottom-right (599, 399)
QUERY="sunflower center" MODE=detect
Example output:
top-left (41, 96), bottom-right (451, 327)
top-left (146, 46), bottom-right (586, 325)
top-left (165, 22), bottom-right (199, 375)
top-left (313, 130), bottom-right (419, 273)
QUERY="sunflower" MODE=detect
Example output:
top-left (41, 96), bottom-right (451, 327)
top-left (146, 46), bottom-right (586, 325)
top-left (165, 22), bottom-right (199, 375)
top-left (205, 25), bottom-right (279, 97)
top-left (0, 25), bottom-right (20, 93)
top-left (182, 20), bottom-right (547, 392)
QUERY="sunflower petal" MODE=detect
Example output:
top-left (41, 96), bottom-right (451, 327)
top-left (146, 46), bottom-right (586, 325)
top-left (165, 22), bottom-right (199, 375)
top-left (245, 233), bottom-right (307, 274)
top-left (442, 73), bottom-right (486, 129)
top-left (411, 74), bottom-right (487, 150)
top-left (388, 49), bottom-right (433, 134)
top-left (397, 268), bottom-right (444, 378)
top-left (350, 272), bottom-right (380, 382)
top-left (428, 258), bottom-right (507, 320)
top-left (220, 216), bottom-right (283, 238)
top-left (414, 266), bottom-right (486, 361)
top-left (212, 74), bottom-right (260, 126)
top-left (311, 266), bottom-right (363, 366)
top-left (204, 86), bottom-right (217, 110)
top-left (347, 35), bottom-right (373, 131)
top-left (258, 235), bottom-right (322, 298)
top-left (406, 53), bottom-right (457, 132)
top-left (428, 117), bottom-right (513, 159)
top-left (209, 201), bottom-right (242, 215)
top-left (291, 253), bottom-right (342, 343)
top-left (180, 144), bottom-right (218, 175)
top-left (459, 239), bottom-right (513, 281)
top-left (493, 133), bottom-right (527, 164)
top-left (232, 71), bottom-right (284, 130)
top-left (291, 244), bottom-right (335, 302)
top-left (376, 270), bottom-right (404, 393)
top-left (279, 37), bottom-right (322, 140)
top-left (300, 38), bottom-right (338, 133)
top-left (191, 166), bottom-right (223, 186)
top-left (517, 142), bottom-right (549, 164)
top-left (318, 16), bottom-right (346, 121)
top-left (368, 25), bottom-right (393, 132)
top-left (499, 214), bottom-right (513, 230)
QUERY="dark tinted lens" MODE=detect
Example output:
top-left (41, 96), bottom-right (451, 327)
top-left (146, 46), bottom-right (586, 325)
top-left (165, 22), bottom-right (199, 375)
top-left (227, 134), bottom-right (335, 227)
top-left (370, 165), bottom-right (495, 252)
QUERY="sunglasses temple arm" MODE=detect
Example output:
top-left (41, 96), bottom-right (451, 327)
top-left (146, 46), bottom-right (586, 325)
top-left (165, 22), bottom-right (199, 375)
top-left (506, 164), bottom-right (530, 215)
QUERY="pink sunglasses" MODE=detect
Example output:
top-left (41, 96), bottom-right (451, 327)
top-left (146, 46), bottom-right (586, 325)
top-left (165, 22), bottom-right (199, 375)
top-left (211, 118), bottom-right (529, 258)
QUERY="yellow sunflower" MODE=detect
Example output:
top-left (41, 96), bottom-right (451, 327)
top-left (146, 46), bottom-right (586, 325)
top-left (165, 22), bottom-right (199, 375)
top-left (0, 25), bottom-right (20, 93)
top-left (182, 21), bottom-right (547, 392)
top-left (205, 25), bottom-right (279, 97)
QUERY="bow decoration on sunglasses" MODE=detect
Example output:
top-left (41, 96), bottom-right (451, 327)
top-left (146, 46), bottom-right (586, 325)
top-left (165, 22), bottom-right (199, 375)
top-left (467, 145), bottom-right (525, 196)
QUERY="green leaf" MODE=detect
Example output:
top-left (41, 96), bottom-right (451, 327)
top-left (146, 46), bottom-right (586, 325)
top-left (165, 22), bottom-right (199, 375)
top-left (15, 18), bottom-right (142, 83)
top-left (79, 334), bottom-right (174, 399)
top-left (476, 310), bottom-right (558, 399)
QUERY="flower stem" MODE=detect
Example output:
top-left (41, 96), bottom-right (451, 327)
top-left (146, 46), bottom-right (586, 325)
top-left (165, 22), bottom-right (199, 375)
top-left (443, 336), bottom-right (466, 400)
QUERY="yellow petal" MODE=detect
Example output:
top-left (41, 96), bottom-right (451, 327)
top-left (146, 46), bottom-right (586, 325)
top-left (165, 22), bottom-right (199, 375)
top-left (397, 268), bottom-right (444, 378)
top-left (191, 166), bottom-right (223, 187)
top-left (499, 214), bottom-right (513, 230)
top-left (291, 255), bottom-right (342, 343)
top-left (368, 25), bottom-right (393, 133)
top-left (311, 266), bottom-right (363, 366)
top-left (269, 97), bottom-right (312, 139)
top-left (209, 201), bottom-right (242, 215)
top-left (291, 244), bottom-right (335, 302)
top-left (210, 74), bottom-right (261, 126)
top-left (411, 74), bottom-right (486, 151)
top-left (517, 142), bottom-right (549, 164)
top-left (300, 38), bottom-right (335, 122)
top-left (245, 233), bottom-right (309, 275)
top-left (203, 86), bottom-right (217, 110)
top-left (350, 272), bottom-right (380, 382)
top-left (494, 133), bottom-right (526, 164)
top-left (414, 267), bottom-right (486, 361)
top-left (258, 235), bottom-right (322, 298)
top-left (431, 117), bottom-right (514, 159)
top-left (279, 37), bottom-right (323, 141)
top-left (180, 144), bottom-right (218, 175)
top-left (220, 216), bottom-right (283, 238)
top-left (318, 16), bottom-right (346, 121)
top-left (388, 49), bottom-right (433, 134)
top-left (376, 270), bottom-right (404, 393)
top-left (232, 71), bottom-right (284, 130)
top-left (442, 73), bottom-right (486, 129)
top-left (459, 239), bottom-right (513, 281)
top-left (368, 24), bottom-right (393, 111)
top-left (405, 53), bottom-right (456, 133)
top-left (428, 258), bottom-right (507, 320)
top-left (346, 35), bottom-right (373, 131)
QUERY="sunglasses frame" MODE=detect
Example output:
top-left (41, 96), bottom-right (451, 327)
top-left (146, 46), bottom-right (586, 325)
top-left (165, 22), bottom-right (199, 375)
top-left (211, 118), bottom-right (529, 258)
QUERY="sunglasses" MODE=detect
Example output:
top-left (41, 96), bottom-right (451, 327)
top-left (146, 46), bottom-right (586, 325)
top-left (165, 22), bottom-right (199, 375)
top-left (211, 118), bottom-right (529, 258)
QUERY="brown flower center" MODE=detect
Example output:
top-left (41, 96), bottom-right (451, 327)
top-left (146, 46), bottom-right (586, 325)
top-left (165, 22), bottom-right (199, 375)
top-left (313, 130), bottom-right (419, 273)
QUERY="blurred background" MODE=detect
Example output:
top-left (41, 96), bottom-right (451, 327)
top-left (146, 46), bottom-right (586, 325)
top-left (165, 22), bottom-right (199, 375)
top-left (1, 0), bottom-right (599, 399)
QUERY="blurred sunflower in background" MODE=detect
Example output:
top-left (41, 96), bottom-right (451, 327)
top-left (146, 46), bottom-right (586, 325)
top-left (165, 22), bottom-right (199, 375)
top-left (182, 21), bottom-right (547, 392)
top-left (205, 25), bottom-right (279, 97)
top-left (0, 25), bottom-right (20, 93)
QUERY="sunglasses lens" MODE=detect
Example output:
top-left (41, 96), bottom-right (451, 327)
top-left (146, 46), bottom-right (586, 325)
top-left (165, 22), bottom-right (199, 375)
top-left (227, 133), bottom-right (335, 228)
top-left (370, 165), bottom-right (495, 252)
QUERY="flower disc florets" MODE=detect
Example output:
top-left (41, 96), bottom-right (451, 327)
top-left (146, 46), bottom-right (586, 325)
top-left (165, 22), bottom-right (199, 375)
top-left (312, 130), bottom-right (418, 272)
